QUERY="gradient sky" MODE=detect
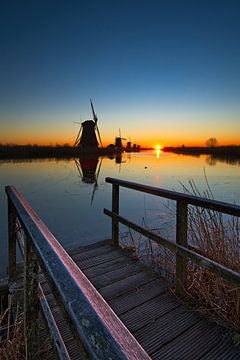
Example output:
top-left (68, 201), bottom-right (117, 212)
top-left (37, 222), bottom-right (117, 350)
top-left (0, 0), bottom-right (240, 147)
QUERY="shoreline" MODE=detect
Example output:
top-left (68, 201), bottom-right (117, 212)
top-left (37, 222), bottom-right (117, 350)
top-left (0, 145), bottom-right (151, 160)
top-left (162, 145), bottom-right (240, 156)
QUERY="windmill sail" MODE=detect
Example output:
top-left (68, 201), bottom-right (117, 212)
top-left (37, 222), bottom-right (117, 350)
top-left (90, 99), bottom-right (98, 124)
top-left (90, 99), bottom-right (102, 147)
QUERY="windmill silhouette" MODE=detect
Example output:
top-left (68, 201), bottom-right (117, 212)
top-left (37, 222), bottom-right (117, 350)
top-left (115, 128), bottom-right (126, 152)
top-left (74, 99), bottom-right (102, 149)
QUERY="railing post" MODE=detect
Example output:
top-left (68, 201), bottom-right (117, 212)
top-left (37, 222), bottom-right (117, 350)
top-left (112, 184), bottom-right (119, 246)
top-left (8, 197), bottom-right (17, 280)
top-left (24, 235), bottom-right (39, 357)
top-left (176, 200), bottom-right (188, 297)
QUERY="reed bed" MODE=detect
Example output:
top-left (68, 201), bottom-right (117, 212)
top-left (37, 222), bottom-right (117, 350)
top-left (0, 296), bottom-right (25, 359)
top-left (120, 175), bottom-right (240, 332)
top-left (0, 294), bottom-right (55, 359)
top-left (182, 178), bottom-right (240, 332)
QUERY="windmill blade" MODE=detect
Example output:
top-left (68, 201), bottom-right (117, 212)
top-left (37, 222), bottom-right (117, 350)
top-left (74, 125), bottom-right (82, 147)
top-left (90, 158), bottom-right (102, 205)
top-left (74, 121), bottom-right (81, 124)
top-left (96, 158), bottom-right (103, 181)
top-left (74, 159), bottom-right (83, 179)
top-left (96, 124), bottom-right (103, 147)
top-left (90, 99), bottom-right (98, 124)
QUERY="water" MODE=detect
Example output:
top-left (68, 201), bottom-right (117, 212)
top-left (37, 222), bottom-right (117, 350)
top-left (1, 150), bottom-right (240, 278)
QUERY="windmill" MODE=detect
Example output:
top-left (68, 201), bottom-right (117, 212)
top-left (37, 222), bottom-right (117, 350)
top-left (115, 128), bottom-right (126, 152)
top-left (74, 99), bottom-right (102, 149)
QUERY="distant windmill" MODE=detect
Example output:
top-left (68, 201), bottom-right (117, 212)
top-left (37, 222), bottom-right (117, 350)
top-left (74, 99), bottom-right (102, 149)
top-left (115, 128), bottom-right (126, 152)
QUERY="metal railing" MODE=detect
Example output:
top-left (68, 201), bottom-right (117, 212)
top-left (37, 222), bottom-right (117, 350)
top-left (104, 177), bottom-right (240, 297)
top-left (6, 185), bottom-right (150, 360)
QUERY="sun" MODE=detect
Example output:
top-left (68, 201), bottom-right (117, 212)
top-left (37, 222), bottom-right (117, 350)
top-left (155, 145), bottom-right (162, 150)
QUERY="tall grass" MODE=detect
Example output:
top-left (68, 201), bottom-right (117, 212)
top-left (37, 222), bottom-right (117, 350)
top-left (120, 175), bottom-right (240, 332)
top-left (0, 296), bottom-right (25, 359)
top-left (182, 177), bottom-right (240, 331)
top-left (0, 295), bottom-right (55, 359)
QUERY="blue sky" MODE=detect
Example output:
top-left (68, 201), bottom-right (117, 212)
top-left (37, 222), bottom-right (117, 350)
top-left (0, 0), bottom-right (240, 146)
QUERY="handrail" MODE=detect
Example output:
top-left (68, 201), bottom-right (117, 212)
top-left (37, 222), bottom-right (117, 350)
top-left (104, 177), bottom-right (240, 297)
top-left (105, 177), bottom-right (240, 216)
top-left (6, 185), bottom-right (150, 360)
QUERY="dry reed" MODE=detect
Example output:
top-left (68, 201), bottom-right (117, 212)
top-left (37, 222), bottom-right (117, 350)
top-left (0, 295), bottom-right (55, 359)
top-left (0, 296), bottom-right (25, 359)
top-left (120, 173), bottom-right (240, 332)
top-left (182, 177), bottom-right (240, 332)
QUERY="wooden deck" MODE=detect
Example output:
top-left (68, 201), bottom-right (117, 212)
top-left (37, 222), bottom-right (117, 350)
top-left (40, 240), bottom-right (240, 360)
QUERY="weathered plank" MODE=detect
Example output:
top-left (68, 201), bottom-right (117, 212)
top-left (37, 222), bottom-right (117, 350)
top-left (133, 307), bottom-right (201, 355)
top-left (119, 291), bottom-right (181, 333)
top-left (152, 320), bottom-right (232, 360)
top-left (71, 242), bottom-right (239, 359)
top-left (108, 279), bottom-right (168, 315)
top-left (99, 270), bottom-right (159, 300)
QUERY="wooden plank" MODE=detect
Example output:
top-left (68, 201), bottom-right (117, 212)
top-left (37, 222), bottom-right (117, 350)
top-left (89, 261), bottom-right (145, 289)
top-left (8, 199), bottom-right (17, 280)
top-left (105, 177), bottom-right (240, 216)
top-left (134, 306), bottom-right (201, 355)
top-left (108, 279), bottom-right (168, 315)
top-left (24, 235), bottom-right (39, 358)
top-left (112, 183), bottom-right (119, 246)
top-left (119, 291), bottom-right (181, 333)
top-left (39, 286), bottom-right (71, 360)
top-left (151, 320), bottom-right (237, 360)
top-left (83, 254), bottom-right (132, 278)
top-left (200, 339), bottom-right (240, 360)
top-left (71, 244), bottom-right (116, 262)
top-left (67, 239), bottom-right (111, 256)
top-left (175, 200), bottom-right (188, 297)
top-left (74, 249), bottom-right (127, 270)
top-left (99, 270), bottom-right (159, 300)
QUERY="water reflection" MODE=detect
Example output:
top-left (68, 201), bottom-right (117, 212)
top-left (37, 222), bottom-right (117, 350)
top-left (155, 149), bottom-right (161, 158)
top-left (206, 154), bottom-right (240, 166)
top-left (1, 151), bottom-right (240, 278)
top-left (75, 155), bottom-right (102, 204)
top-left (115, 152), bottom-right (127, 172)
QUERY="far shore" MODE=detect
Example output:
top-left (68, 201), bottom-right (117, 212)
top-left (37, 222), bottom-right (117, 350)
top-left (162, 145), bottom-right (240, 156)
top-left (0, 144), bottom-right (152, 160)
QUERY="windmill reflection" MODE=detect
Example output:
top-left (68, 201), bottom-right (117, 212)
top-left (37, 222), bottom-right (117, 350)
top-left (75, 155), bottom-right (102, 204)
top-left (115, 152), bottom-right (126, 172)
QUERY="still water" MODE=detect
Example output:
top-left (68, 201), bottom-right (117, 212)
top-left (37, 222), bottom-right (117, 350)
top-left (0, 150), bottom-right (240, 278)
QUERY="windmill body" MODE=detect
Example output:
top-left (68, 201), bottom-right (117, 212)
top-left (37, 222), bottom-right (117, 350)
top-left (74, 100), bottom-right (102, 150)
top-left (79, 120), bottom-right (99, 149)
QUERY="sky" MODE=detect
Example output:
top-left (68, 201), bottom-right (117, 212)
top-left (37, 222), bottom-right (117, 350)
top-left (0, 0), bottom-right (240, 147)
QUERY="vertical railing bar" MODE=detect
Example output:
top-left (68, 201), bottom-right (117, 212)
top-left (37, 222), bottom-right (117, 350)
top-left (112, 184), bottom-right (119, 246)
top-left (24, 234), bottom-right (39, 357)
top-left (175, 200), bottom-right (188, 297)
top-left (8, 197), bottom-right (17, 280)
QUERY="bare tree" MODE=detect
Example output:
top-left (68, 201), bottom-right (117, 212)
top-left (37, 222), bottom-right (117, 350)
top-left (206, 137), bottom-right (218, 147)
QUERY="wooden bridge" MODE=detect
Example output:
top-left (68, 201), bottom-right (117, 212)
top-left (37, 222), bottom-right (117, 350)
top-left (2, 177), bottom-right (240, 359)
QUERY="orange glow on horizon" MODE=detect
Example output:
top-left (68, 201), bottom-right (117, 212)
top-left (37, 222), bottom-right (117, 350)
top-left (1, 131), bottom-right (240, 148)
